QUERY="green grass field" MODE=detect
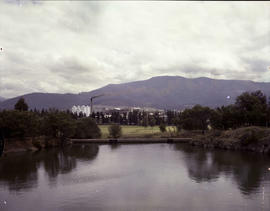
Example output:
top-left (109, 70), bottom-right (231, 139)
top-left (98, 125), bottom-right (177, 138)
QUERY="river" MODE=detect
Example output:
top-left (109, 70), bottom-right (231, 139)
top-left (0, 143), bottom-right (270, 210)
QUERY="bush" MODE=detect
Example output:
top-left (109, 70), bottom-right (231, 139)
top-left (240, 128), bottom-right (262, 146)
top-left (159, 123), bottom-right (166, 133)
top-left (108, 124), bottom-right (122, 138)
top-left (0, 110), bottom-right (40, 138)
top-left (211, 130), bottom-right (222, 137)
top-left (74, 117), bottom-right (101, 139)
top-left (42, 111), bottom-right (76, 138)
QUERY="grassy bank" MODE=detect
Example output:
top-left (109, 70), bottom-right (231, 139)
top-left (3, 126), bottom-right (270, 155)
top-left (98, 125), bottom-right (177, 138)
top-left (187, 126), bottom-right (270, 154)
top-left (99, 125), bottom-right (270, 154)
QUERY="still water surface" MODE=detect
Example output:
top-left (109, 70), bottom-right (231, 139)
top-left (0, 144), bottom-right (270, 210)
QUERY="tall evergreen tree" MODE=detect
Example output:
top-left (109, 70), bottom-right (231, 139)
top-left (14, 98), bottom-right (28, 111)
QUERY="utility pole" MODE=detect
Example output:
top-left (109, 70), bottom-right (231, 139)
top-left (90, 94), bottom-right (104, 115)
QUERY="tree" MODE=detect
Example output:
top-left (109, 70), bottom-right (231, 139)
top-left (74, 117), bottom-right (101, 139)
top-left (177, 105), bottom-right (212, 133)
top-left (235, 90), bottom-right (267, 126)
top-left (14, 97), bottom-right (28, 111)
top-left (149, 116), bottom-right (156, 132)
top-left (159, 122), bottom-right (166, 133)
top-left (42, 111), bottom-right (76, 138)
top-left (142, 115), bottom-right (148, 127)
top-left (0, 110), bottom-right (40, 138)
top-left (153, 111), bottom-right (162, 125)
top-left (108, 124), bottom-right (122, 138)
top-left (149, 116), bottom-right (156, 127)
top-left (210, 105), bottom-right (243, 130)
top-left (166, 110), bottom-right (177, 125)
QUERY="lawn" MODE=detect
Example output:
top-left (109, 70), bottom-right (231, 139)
top-left (98, 125), bottom-right (177, 138)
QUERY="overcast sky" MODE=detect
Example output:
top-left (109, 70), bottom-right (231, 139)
top-left (0, 0), bottom-right (270, 98)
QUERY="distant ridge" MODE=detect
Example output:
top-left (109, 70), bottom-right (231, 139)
top-left (0, 96), bottom-right (5, 102)
top-left (1, 76), bottom-right (270, 110)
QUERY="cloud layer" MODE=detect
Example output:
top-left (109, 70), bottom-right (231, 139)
top-left (0, 1), bottom-right (270, 98)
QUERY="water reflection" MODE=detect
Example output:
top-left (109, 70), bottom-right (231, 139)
top-left (174, 144), bottom-right (270, 195)
top-left (0, 153), bottom-right (39, 191)
top-left (0, 144), bottom-right (99, 191)
top-left (64, 144), bottom-right (99, 161)
top-left (1, 143), bottom-right (270, 199)
top-left (109, 143), bottom-right (121, 150)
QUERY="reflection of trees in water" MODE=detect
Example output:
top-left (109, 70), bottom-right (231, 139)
top-left (0, 144), bottom-right (99, 191)
top-left (221, 154), bottom-right (267, 195)
top-left (42, 149), bottom-right (77, 179)
top-left (0, 153), bottom-right (39, 191)
top-left (175, 144), bottom-right (219, 183)
top-left (110, 143), bottom-right (121, 150)
top-left (65, 144), bottom-right (99, 161)
top-left (174, 144), bottom-right (270, 195)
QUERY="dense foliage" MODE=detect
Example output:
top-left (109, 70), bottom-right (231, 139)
top-left (159, 123), bottom-right (166, 133)
top-left (0, 110), bottom-right (40, 138)
top-left (177, 90), bottom-right (270, 131)
top-left (74, 117), bottom-right (101, 139)
top-left (175, 105), bottom-right (211, 133)
top-left (0, 98), bottom-right (101, 139)
top-left (90, 110), bottom-right (176, 126)
top-left (1, 90), bottom-right (269, 140)
top-left (14, 97), bottom-right (28, 111)
top-left (88, 90), bottom-right (269, 131)
top-left (108, 124), bottom-right (122, 138)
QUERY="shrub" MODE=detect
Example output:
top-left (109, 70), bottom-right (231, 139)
top-left (108, 124), bottom-right (122, 138)
top-left (159, 123), bottom-right (166, 133)
top-left (212, 130), bottom-right (222, 137)
top-left (42, 111), bottom-right (76, 138)
top-left (74, 117), bottom-right (101, 139)
top-left (0, 110), bottom-right (40, 138)
top-left (240, 129), bottom-right (261, 146)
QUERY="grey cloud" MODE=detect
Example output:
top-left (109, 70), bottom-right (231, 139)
top-left (243, 33), bottom-right (270, 52)
top-left (49, 57), bottom-right (90, 75)
top-left (1, 1), bottom-right (270, 98)
top-left (59, 2), bottom-right (102, 33)
top-left (47, 57), bottom-right (104, 86)
top-left (241, 58), bottom-right (270, 73)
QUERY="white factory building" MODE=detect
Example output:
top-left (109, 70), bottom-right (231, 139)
top-left (71, 105), bottom-right (91, 117)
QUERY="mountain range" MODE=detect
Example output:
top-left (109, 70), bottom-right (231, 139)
top-left (1, 76), bottom-right (270, 110)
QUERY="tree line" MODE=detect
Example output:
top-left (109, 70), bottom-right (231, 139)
top-left (0, 90), bottom-right (269, 139)
top-left (89, 90), bottom-right (270, 132)
top-left (175, 90), bottom-right (270, 132)
top-left (89, 110), bottom-right (177, 126)
top-left (0, 98), bottom-right (101, 139)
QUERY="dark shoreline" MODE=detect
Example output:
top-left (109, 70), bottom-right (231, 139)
top-left (1, 137), bottom-right (62, 156)
top-left (189, 138), bottom-right (270, 154)
top-left (70, 137), bottom-right (191, 144)
top-left (2, 126), bottom-right (270, 156)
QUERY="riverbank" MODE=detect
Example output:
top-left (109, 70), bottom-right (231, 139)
top-left (73, 126), bottom-right (270, 154)
top-left (2, 137), bottom-right (62, 155)
top-left (71, 137), bottom-right (191, 144)
top-left (185, 126), bottom-right (270, 154)
top-left (2, 126), bottom-right (270, 156)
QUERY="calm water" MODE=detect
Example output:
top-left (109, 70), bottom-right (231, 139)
top-left (0, 143), bottom-right (270, 211)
